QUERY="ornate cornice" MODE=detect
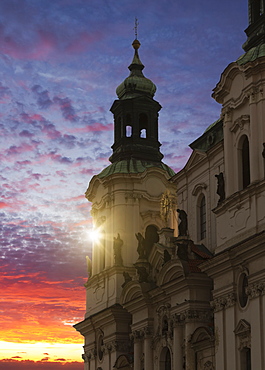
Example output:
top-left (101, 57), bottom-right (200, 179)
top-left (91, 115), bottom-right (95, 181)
top-left (104, 339), bottom-right (131, 353)
top-left (125, 191), bottom-right (142, 202)
top-left (173, 309), bottom-right (213, 324)
top-left (247, 85), bottom-right (264, 104)
top-left (211, 293), bottom-right (236, 312)
top-left (222, 106), bottom-right (233, 123)
top-left (83, 347), bottom-right (97, 361)
top-left (246, 281), bottom-right (265, 299)
top-left (131, 326), bottom-right (153, 341)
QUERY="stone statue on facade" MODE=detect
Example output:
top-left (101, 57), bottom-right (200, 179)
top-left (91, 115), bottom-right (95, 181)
top-left (122, 271), bottom-right (132, 288)
top-left (177, 209), bottom-right (188, 236)
top-left (215, 172), bottom-right (225, 204)
top-left (135, 232), bottom-right (147, 259)
top-left (86, 256), bottom-right (92, 278)
top-left (113, 233), bottom-right (123, 266)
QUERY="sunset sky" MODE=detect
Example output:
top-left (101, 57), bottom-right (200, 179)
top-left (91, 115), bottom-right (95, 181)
top-left (0, 0), bottom-right (247, 369)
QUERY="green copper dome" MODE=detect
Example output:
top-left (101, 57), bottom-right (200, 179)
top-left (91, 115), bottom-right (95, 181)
top-left (97, 158), bottom-right (175, 179)
top-left (237, 43), bottom-right (265, 65)
top-left (116, 39), bottom-right (157, 100)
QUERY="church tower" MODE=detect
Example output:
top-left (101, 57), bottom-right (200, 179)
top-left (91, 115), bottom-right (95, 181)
top-left (74, 37), bottom-right (177, 370)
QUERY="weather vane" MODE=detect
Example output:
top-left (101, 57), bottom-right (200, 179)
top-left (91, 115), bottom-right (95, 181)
top-left (134, 17), bottom-right (139, 39)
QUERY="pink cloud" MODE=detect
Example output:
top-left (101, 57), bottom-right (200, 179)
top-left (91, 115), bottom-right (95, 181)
top-left (69, 122), bottom-right (113, 134)
top-left (0, 201), bottom-right (9, 208)
top-left (41, 123), bottom-right (62, 140)
top-left (6, 142), bottom-right (38, 156)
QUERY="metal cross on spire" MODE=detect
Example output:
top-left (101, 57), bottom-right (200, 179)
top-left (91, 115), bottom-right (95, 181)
top-left (134, 17), bottom-right (139, 39)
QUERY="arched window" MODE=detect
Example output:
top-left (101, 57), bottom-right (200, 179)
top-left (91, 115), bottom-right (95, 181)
top-left (126, 126), bottom-right (132, 137)
top-left (242, 136), bottom-right (250, 188)
top-left (139, 113), bottom-right (148, 138)
top-left (145, 225), bottom-right (159, 255)
top-left (160, 347), bottom-right (171, 370)
top-left (199, 195), bottom-right (206, 240)
top-left (239, 135), bottom-right (250, 189)
top-left (241, 347), bottom-right (251, 370)
top-left (125, 114), bottom-right (132, 137)
top-left (235, 320), bottom-right (251, 370)
top-left (140, 128), bottom-right (146, 138)
top-left (97, 334), bottom-right (104, 362)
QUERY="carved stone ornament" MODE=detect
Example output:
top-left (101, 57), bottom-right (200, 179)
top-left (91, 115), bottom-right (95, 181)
top-left (245, 281), bottom-right (265, 299)
top-left (234, 319), bottom-right (251, 351)
top-left (221, 106), bottom-right (233, 123)
top-left (230, 115), bottom-right (250, 133)
top-left (173, 309), bottom-right (213, 324)
top-left (247, 86), bottom-right (263, 104)
top-left (130, 329), bottom-right (145, 341)
top-left (104, 340), bottom-right (131, 353)
top-left (84, 347), bottom-right (97, 361)
top-left (211, 293), bottom-right (236, 312)
top-left (204, 360), bottom-right (215, 370)
top-left (125, 191), bottom-right (142, 202)
top-left (96, 215), bottom-right (106, 227)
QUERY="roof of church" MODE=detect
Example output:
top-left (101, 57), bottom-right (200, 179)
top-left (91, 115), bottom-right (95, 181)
top-left (116, 39), bottom-right (157, 100)
top-left (189, 118), bottom-right (223, 152)
top-left (203, 117), bottom-right (222, 133)
top-left (237, 43), bottom-right (265, 65)
top-left (97, 158), bottom-right (175, 179)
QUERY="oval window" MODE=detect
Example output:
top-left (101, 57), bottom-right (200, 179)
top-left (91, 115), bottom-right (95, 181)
top-left (238, 273), bottom-right (248, 308)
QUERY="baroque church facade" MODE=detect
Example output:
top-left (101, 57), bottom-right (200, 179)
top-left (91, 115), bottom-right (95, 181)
top-left (75, 1), bottom-right (265, 369)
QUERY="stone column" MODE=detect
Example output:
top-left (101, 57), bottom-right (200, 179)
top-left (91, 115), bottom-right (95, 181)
top-left (211, 297), bottom-right (226, 370)
top-left (222, 107), bottom-right (234, 197)
top-left (224, 294), bottom-right (236, 370)
top-left (144, 331), bottom-right (153, 370)
top-left (247, 283), bottom-right (264, 369)
top-left (173, 324), bottom-right (183, 370)
top-left (249, 88), bottom-right (260, 182)
top-left (133, 331), bottom-right (143, 370)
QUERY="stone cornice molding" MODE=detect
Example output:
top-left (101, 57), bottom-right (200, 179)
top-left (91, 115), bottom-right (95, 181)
top-left (211, 293), bottom-right (236, 312)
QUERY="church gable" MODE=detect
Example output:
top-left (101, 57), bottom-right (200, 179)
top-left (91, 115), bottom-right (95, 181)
top-left (183, 150), bottom-right (207, 172)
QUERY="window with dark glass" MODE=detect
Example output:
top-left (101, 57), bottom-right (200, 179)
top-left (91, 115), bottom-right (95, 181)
top-left (199, 196), bottom-right (206, 240)
top-left (139, 113), bottom-right (148, 138)
top-left (238, 273), bottom-right (248, 308)
top-left (165, 348), bottom-right (171, 370)
top-left (242, 136), bottom-right (250, 189)
top-left (241, 347), bottom-right (251, 370)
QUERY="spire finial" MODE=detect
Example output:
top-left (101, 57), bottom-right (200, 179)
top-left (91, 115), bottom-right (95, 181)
top-left (134, 17), bottom-right (139, 39)
top-left (132, 18), bottom-right (141, 50)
